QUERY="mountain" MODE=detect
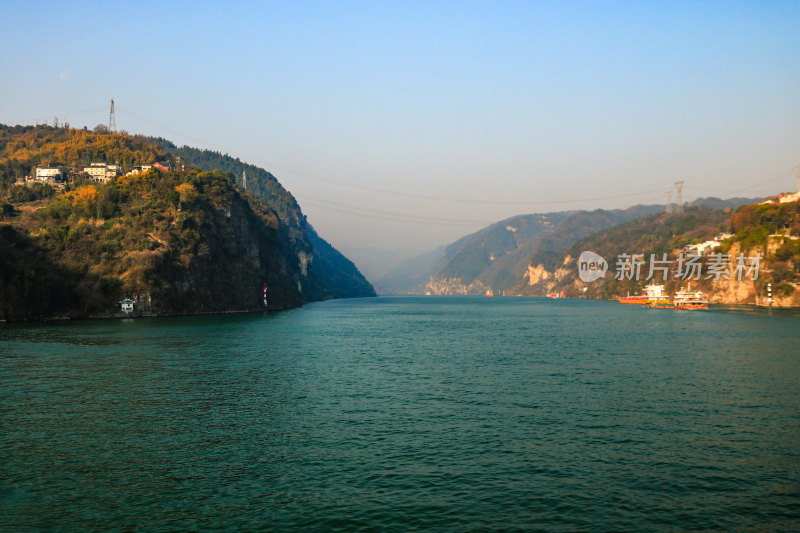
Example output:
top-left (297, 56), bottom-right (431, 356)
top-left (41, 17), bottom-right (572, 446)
top-left (335, 245), bottom-right (424, 283)
top-left (0, 124), bottom-right (373, 320)
top-left (422, 212), bottom-right (571, 295)
top-left (374, 246), bottom-right (446, 294)
top-left (155, 141), bottom-right (375, 300)
top-left (515, 197), bottom-right (800, 307)
top-left (382, 198), bottom-right (760, 296)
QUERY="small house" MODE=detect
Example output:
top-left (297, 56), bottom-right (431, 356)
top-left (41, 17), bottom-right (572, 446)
top-left (84, 163), bottom-right (118, 183)
top-left (119, 298), bottom-right (135, 313)
top-left (34, 167), bottom-right (63, 183)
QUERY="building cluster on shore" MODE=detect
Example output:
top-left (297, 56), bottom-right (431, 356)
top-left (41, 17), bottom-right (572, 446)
top-left (29, 162), bottom-right (171, 187)
top-left (682, 232), bottom-right (734, 257)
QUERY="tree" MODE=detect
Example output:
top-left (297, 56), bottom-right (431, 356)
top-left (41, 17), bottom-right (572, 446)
top-left (175, 183), bottom-right (198, 210)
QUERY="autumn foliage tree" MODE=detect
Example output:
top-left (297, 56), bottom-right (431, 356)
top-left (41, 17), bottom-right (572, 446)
top-left (175, 183), bottom-right (198, 210)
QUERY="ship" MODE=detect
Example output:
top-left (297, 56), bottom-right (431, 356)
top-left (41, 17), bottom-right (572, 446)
top-left (618, 294), bottom-right (646, 304)
top-left (547, 291), bottom-right (565, 299)
top-left (619, 284), bottom-right (668, 305)
top-left (485, 289), bottom-right (495, 297)
top-left (673, 288), bottom-right (709, 310)
top-left (644, 286), bottom-right (709, 310)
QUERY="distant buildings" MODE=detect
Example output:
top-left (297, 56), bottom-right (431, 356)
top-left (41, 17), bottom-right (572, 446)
top-left (34, 167), bottom-right (65, 183)
top-left (124, 163), bottom-right (169, 176)
top-left (683, 233), bottom-right (734, 257)
top-left (29, 160), bottom-right (173, 187)
top-left (684, 240), bottom-right (721, 257)
top-left (778, 192), bottom-right (800, 204)
top-left (760, 192), bottom-right (800, 205)
top-left (124, 165), bottom-right (152, 177)
top-left (83, 163), bottom-right (120, 183)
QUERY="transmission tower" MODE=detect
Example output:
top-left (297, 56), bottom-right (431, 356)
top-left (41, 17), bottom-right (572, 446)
top-left (664, 191), bottom-right (673, 213)
top-left (108, 99), bottom-right (116, 133)
top-left (674, 180), bottom-right (684, 214)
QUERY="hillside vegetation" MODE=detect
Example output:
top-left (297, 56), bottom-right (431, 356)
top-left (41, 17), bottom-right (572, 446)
top-left (0, 124), bottom-right (373, 320)
top-left (518, 200), bottom-right (800, 306)
top-left (379, 195), bottom-right (761, 296)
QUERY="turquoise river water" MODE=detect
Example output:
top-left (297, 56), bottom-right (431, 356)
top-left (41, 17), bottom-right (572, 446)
top-left (1, 296), bottom-right (799, 530)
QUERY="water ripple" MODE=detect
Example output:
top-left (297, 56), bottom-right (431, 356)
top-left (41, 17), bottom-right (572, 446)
top-left (1, 297), bottom-right (799, 530)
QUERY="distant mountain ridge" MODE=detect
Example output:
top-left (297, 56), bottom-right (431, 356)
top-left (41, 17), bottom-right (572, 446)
top-left (377, 198), bottom-right (760, 295)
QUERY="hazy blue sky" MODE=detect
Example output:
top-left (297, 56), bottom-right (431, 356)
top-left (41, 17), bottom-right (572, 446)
top-left (2, 1), bottom-right (799, 262)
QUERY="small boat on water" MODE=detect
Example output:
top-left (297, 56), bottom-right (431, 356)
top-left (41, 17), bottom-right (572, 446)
top-left (644, 287), bottom-right (709, 310)
top-left (619, 283), bottom-right (669, 305)
top-left (485, 289), bottom-right (495, 297)
top-left (547, 291), bottom-right (565, 299)
top-left (673, 288), bottom-right (709, 310)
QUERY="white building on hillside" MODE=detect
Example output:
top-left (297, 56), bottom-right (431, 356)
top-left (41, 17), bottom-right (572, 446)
top-left (684, 240), bottom-right (721, 257)
top-left (34, 167), bottom-right (63, 182)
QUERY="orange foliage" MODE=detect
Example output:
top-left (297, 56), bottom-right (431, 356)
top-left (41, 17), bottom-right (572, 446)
top-left (175, 183), bottom-right (198, 201)
top-left (66, 185), bottom-right (98, 207)
top-left (0, 127), bottom-right (165, 169)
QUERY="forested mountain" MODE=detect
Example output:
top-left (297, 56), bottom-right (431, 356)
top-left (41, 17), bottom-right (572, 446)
top-left (380, 198), bottom-right (760, 296)
top-left (156, 141), bottom-right (375, 300)
top-left (515, 198), bottom-right (800, 307)
top-left (0, 124), bottom-right (373, 320)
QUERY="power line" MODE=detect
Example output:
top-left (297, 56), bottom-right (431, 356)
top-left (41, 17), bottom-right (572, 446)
top-left (722, 172), bottom-right (794, 195)
top-left (8, 103), bottom-right (795, 207)
top-left (115, 107), bottom-right (211, 147)
top-left (272, 164), bottom-right (669, 205)
top-left (297, 195), bottom-right (495, 226)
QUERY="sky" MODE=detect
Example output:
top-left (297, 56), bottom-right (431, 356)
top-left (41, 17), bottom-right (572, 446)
top-left (2, 1), bottom-right (799, 274)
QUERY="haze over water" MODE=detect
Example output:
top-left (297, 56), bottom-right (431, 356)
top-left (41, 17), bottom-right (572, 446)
top-left (1, 297), bottom-right (798, 530)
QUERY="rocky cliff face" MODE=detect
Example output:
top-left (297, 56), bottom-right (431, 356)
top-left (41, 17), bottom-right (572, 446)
top-left (420, 207), bottom-right (667, 295)
top-left (386, 199), bottom-right (759, 297)
top-left (1, 169), bottom-right (314, 320)
top-left (161, 142), bottom-right (375, 300)
top-left (0, 125), bottom-right (374, 320)
top-left (513, 205), bottom-right (800, 308)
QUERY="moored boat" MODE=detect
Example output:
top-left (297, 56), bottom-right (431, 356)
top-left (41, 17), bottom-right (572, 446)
top-left (619, 283), bottom-right (668, 305)
top-left (619, 294), bottom-right (645, 304)
top-left (644, 287), bottom-right (709, 310)
top-left (644, 300), bottom-right (675, 309)
top-left (673, 288), bottom-right (708, 310)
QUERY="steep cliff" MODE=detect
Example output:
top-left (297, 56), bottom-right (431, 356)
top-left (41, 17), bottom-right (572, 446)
top-left (0, 124), bottom-right (373, 320)
top-left (158, 142), bottom-right (375, 299)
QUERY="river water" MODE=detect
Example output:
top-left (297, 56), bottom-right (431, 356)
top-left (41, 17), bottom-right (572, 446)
top-left (1, 297), bottom-right (798, 530)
